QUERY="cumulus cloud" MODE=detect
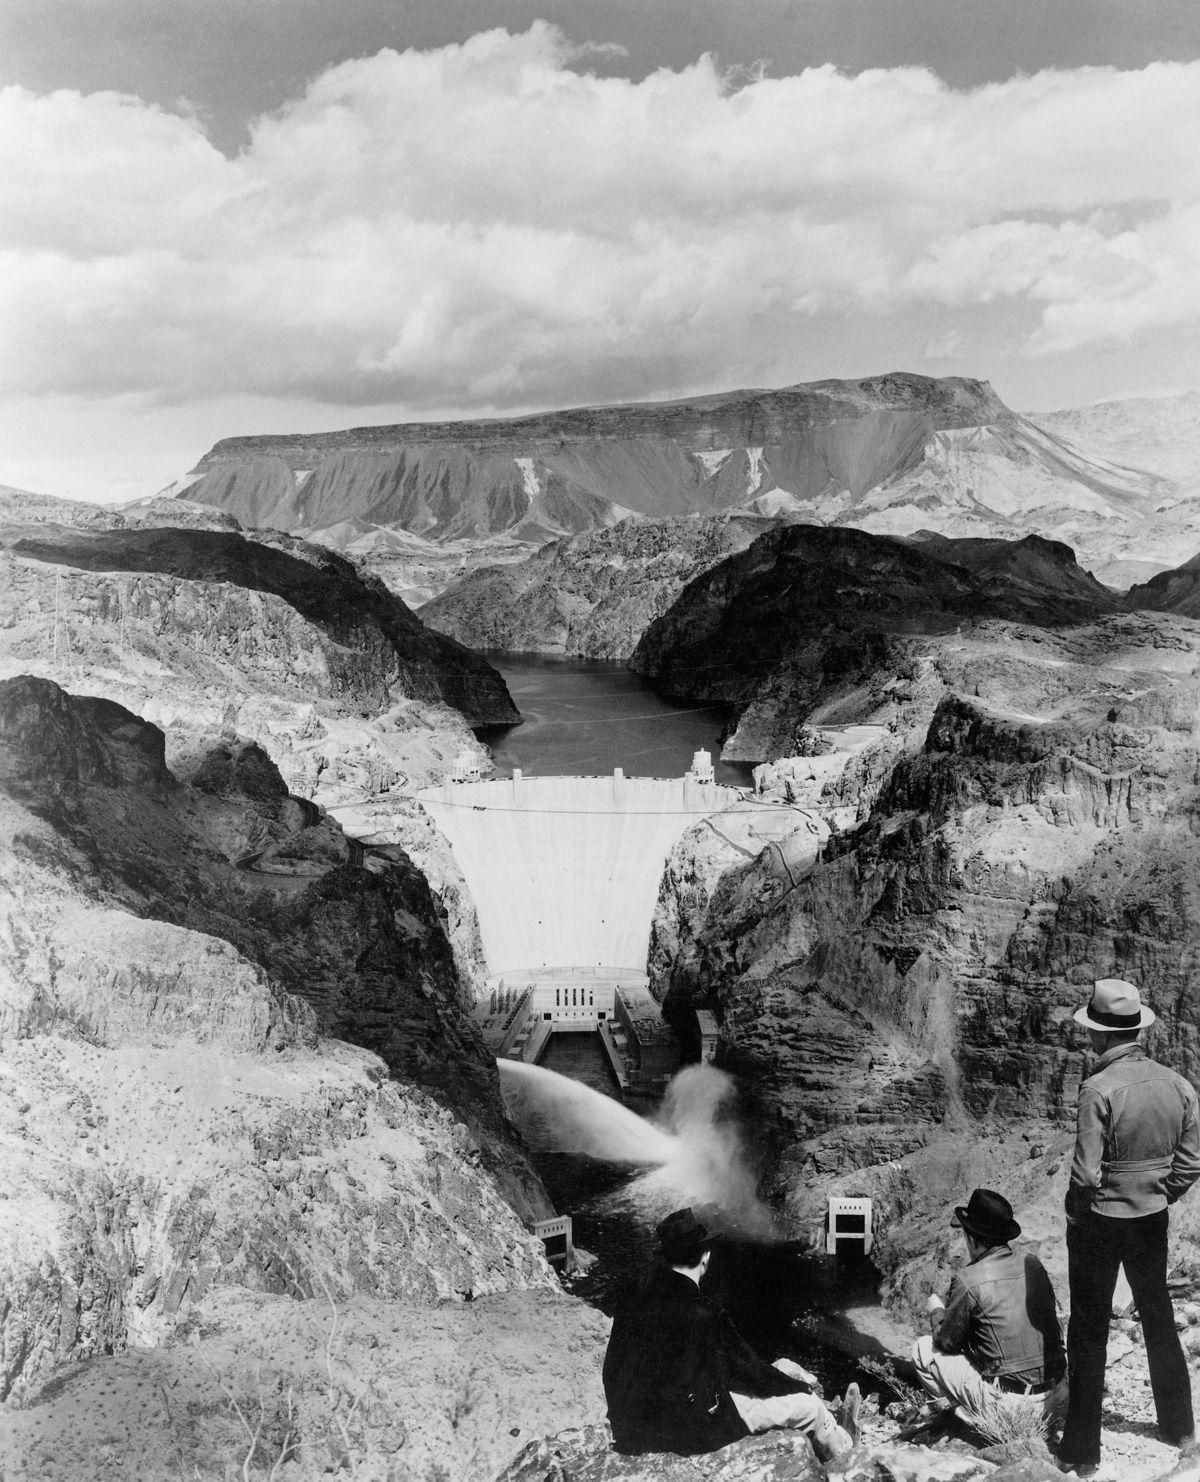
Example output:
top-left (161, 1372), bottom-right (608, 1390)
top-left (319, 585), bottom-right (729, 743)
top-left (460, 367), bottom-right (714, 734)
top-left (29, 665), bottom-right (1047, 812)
top-left (2, 22), bottom-right (1199, 413)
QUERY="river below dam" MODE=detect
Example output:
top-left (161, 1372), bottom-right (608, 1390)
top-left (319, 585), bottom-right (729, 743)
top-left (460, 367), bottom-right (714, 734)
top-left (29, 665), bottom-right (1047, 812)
top-left (481, 654), bottom-right (752, 785)
top-left (526, 1036), bottom-right (889, 1401)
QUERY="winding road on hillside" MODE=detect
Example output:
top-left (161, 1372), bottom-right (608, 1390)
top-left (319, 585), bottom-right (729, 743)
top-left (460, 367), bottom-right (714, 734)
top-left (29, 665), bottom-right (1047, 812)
top-left (235, 793), bottom-right (326, 872)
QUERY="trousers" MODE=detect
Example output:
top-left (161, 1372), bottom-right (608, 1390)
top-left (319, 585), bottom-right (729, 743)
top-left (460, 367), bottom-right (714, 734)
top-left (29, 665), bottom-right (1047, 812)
top-left (729, 1360), bottom-right (853, 1461)
top-left (911, 1335), bottom-right (1067, 1429)
top-left (1059, 1208), bottom-right (1194, 1465)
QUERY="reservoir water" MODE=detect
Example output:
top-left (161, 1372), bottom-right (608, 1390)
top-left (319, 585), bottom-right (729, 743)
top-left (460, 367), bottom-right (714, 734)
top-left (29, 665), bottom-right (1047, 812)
top-left (480, 655), bottom-right (752, 786)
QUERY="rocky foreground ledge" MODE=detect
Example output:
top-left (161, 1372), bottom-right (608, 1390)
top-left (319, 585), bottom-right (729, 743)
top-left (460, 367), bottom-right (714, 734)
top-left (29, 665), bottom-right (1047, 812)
top-left (497, 1422), bottom-right (1192, 1482)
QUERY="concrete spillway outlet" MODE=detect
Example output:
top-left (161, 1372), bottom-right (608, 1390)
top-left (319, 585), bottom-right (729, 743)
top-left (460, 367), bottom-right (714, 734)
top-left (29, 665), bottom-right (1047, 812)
top-left (416, 773), bottom-right (741, 982)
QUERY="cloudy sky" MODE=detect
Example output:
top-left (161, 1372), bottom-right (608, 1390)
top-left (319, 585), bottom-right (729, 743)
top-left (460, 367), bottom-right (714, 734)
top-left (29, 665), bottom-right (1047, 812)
top-left (3, 1), bottom-right (1200, 502)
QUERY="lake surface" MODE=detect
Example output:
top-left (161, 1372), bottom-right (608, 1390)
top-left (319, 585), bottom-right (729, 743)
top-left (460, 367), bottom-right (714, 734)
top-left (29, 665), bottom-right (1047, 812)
top-left (481, 654), bottom-right (752, 786)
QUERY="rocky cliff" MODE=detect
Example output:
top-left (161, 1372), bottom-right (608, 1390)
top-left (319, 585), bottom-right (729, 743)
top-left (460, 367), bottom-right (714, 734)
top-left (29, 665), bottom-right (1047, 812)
top-left (0, 676), bottom-right (561, 1415)
top-left (646, 608), bottom-right (1200, 1328)
top-left (631, 526), bottom-right (1119, 761)
top-left (0, 493), bottom-right (517, 808)
top-left (178, 373), bottom-right (1175, 579)
top-left (420, 513), bottom-right (775, 660)
top-left (1126, 548), bottom-right (1200, 618)
top-left (3, 520), bottom-right (516, 725)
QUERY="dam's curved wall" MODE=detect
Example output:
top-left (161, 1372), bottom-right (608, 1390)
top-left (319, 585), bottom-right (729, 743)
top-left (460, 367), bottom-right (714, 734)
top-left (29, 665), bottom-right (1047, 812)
top-left (418, 774), bottom-right (739, 977)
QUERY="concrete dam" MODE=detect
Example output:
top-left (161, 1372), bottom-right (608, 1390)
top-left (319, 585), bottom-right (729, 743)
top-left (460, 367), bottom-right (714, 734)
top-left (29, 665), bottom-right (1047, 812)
top-left (418, 766), bottom-right (739, 1089)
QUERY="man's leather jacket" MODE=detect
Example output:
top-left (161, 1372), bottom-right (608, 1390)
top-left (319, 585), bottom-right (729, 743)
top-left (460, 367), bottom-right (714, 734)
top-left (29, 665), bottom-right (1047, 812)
top-left (1066, 1042), bottom-right (1200, 1220)
top-left (934, 1243), bottom-right (1065, 1385)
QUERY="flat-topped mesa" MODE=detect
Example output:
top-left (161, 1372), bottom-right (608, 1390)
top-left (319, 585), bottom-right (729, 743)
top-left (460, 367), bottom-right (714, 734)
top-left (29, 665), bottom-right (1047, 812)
top-left (192, 374), bottom-right (1009, 465)
top-left (182, 371), bottom-right (1160, 549)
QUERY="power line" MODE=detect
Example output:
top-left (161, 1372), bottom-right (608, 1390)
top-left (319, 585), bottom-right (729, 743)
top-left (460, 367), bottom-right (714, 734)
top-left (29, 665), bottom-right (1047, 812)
top-left (418, 796), bottom-right (759, 817)
top-left (501, 703), bottom-right (728, 725)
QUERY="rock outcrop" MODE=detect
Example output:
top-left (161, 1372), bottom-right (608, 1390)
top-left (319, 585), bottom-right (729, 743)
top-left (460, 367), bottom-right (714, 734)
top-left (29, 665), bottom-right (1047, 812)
top-left (0, 1289), bottom-right (611, 1481)
top-left (0, 495), bottom-right (516, 804)
top-left (0, 676), bottom-right (556, 1406)
top-left (420, 514), bottom-right (775, 660)
top-left (3, 521), bottom-right (516, 726)
top-left (178, 373), bottom-right (1173, 577)
top-left (496, 1423), bottom-right (1057, 1482)
top-left (1127, 548), bottom-right (1200, 618)
top-left (631, 526), bottom-right (1119, 762)
top-left (645, 606), bottom-right (1200, 1329)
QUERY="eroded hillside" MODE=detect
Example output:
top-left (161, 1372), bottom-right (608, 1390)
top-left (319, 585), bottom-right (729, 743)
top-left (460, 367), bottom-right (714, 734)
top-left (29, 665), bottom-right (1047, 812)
top-left (179, 373), bottom-right (1178, 584)
top-left (646, 599), bottom-right (1200, 1331)
top-left (631, 525), bottom-right (1119, 761)
top-left (420, 513), bottom-right (775, 660)
top-left (0, 497), bottom-right (517, 806)
top-left (0, 677), bottom-right (614, 1478)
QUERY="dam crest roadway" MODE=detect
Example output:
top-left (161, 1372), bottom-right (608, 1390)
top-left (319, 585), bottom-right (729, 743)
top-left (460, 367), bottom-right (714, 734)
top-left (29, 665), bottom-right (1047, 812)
top-left (417, 758), bottom-right (739, 1093)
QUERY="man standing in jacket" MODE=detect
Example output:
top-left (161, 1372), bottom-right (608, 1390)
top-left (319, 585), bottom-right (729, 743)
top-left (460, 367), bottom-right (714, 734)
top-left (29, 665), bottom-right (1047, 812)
top-left (1058, 979), bottom-right (1200, 1476)
top-left (603, 1208), bottom-right (858, 1461)
top-left (913, 1188), bottom-right (1066, 1428)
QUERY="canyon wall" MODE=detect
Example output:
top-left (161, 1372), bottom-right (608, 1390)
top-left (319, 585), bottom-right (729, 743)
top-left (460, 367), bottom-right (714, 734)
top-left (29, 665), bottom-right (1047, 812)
top-left (639, 526), bottom-right (1200, 1314)
top-left (631, 525), bottom-right (1120, 761)
top-left (420, 514), bottom-right (772, 660)
top-left (0, 677), bottom-right (558, 1407)
top-left (0, 497), bottom-right (515, 805)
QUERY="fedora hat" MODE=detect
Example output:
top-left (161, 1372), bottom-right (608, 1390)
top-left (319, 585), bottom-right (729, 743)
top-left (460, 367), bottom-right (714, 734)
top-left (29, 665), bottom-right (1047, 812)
top-left (951, 1188), bottom-right (1021, 1245)
top-left (1074, 978), bottom-right (1156, 1032)
top-left (656, 1207), bottom-right (715, 1265)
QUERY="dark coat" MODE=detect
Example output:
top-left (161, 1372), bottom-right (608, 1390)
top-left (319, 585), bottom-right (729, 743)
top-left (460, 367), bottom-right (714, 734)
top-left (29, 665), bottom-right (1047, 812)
top-left (602, 1268), bottom-right (809, 1455)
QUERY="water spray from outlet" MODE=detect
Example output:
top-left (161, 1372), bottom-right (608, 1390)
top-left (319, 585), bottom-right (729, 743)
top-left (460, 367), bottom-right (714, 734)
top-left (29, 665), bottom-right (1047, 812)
top-left (498, 1060), bottom-right (780, 1240)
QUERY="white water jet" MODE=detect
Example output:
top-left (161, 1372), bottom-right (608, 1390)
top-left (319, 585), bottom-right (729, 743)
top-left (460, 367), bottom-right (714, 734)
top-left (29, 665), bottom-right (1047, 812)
top-left (611, 1065), bottom-right (779, 1240)
top-left (499, 1059), bottom-right (678, 1164)
top-left (499, 1060), bottom-right (779, 1240)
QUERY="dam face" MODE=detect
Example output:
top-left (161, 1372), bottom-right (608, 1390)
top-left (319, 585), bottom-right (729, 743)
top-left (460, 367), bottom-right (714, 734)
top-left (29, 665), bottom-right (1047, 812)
top-left (418, 772), bottom-right (739, 978)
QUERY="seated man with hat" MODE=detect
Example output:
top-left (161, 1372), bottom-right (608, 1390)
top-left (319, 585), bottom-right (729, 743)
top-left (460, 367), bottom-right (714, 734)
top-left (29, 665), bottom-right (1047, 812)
top-left (913, 1188), bottom-right (1066, 1428)
top-left (1057, 978), bottom-right (1200, 1476)
top-left (603, 1207), bottom-right (858, 1461)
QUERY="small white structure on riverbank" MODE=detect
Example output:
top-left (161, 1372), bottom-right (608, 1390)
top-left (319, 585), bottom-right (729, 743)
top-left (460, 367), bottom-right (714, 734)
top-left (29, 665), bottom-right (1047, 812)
top-left (532, 1216), bottom-right (575, 1272)
top-left (825, 1196), bottom-right (874, 1257)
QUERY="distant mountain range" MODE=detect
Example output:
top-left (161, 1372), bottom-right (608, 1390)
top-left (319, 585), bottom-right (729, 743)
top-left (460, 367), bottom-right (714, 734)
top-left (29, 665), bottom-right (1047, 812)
top-left (176, 374), bottom-right (1200, 587)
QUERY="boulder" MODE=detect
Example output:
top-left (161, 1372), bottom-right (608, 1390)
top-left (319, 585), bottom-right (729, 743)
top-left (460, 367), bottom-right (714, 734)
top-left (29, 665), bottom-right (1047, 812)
top-left (497, 1425), bottom-right (998, 1482)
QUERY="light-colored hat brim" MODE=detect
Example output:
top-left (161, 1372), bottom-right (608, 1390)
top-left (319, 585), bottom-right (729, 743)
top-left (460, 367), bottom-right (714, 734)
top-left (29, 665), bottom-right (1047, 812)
top-left (1073, 1004), bottom-right (1156, 1031)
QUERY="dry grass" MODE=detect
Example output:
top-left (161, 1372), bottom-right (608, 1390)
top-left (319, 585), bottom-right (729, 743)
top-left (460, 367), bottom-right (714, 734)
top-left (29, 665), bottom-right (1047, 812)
top-left (857, 1355), bottom-right (923, 1413)
top-left (969, 1397), bottom-right (1050, 1450)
